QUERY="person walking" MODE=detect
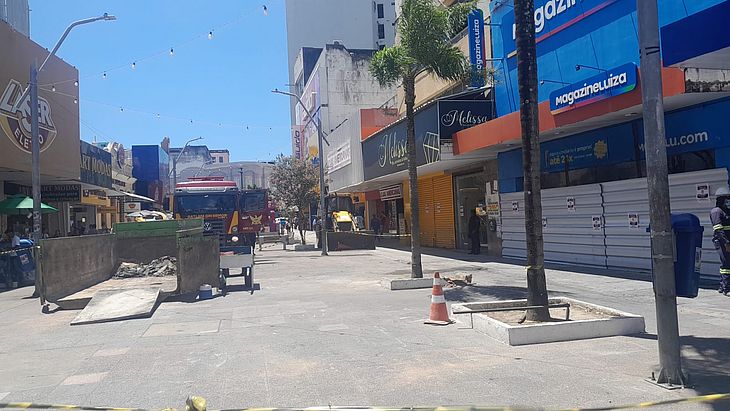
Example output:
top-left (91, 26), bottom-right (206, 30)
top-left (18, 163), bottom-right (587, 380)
top-left (314, 217), bottom-right (322, 249)
top-left (711, 187), bottom-right (730, 295)
top-left (468, 209), bottom-right (481, 255)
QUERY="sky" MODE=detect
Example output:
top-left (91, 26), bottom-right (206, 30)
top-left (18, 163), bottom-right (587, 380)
top-left (28, 0), bottom-right (290, 162)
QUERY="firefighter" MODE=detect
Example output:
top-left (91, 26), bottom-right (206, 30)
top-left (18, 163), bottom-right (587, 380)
top-left (711, 187), bottom-right (730, 295)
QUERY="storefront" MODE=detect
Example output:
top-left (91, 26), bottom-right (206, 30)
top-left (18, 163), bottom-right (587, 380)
top-left (452, 0), bottom-right (730, 277)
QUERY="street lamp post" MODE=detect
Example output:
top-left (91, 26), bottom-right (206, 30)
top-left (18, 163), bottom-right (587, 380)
top-left (272, 89), bottom-right (328, 256)
top-left (170, 137), bottom-right (203, 191)
top-left (11, 13), bottom-right (116, 243)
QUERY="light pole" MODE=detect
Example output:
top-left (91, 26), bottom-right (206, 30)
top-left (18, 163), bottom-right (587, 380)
top-left (272, 89), bottom-right (328, 256)
top-left (11, 13), bottom-right (116, 243)
top-left (170, 137), bottom-right (203, 190)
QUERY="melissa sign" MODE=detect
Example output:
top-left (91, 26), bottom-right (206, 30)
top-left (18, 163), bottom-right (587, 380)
top-left (467, 8), bottom-right (486, 88)
top-left (549, 63), bottom-right (637, 114)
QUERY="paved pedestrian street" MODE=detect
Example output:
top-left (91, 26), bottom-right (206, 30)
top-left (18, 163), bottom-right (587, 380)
top-left (1, 243), bottom-right (729, 410)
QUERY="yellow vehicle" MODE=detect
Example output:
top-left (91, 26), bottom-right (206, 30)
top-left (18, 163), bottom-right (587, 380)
top-left (326, 194), bottom-right (357, 232)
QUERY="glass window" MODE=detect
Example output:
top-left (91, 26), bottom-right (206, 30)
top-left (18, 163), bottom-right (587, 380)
top-left (219, 156), bottom-right (224, 163)
top-left (378, 24), bottom-right (385, 39)
top-left (241, 191), bottom-right (266, 211)
top-left (377, 3), bottom-right (384, 18)
top-left (174, 194), bottom-right (236, 215)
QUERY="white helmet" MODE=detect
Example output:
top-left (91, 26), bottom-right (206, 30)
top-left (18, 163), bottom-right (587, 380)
top-left (716, 187), bottom-right (730, 197)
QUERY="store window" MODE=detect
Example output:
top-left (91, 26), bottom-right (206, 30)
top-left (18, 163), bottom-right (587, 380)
top-left (454, 173), bottom-right (488, 251)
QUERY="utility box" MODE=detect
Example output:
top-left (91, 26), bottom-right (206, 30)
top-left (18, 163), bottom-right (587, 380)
top-left (671, 213), bottom-right (704, 298)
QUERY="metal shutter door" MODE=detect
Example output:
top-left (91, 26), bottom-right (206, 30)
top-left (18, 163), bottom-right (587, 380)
top-left (433, 175), bottom-right (455, 249)
top-left (500, 191), bottom-right (526, 259)
top-left (541, 184), bottom-right (607, 267)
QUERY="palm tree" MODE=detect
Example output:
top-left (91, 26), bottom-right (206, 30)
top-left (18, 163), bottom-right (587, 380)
top-left (370, 0), bottom-right (474, 278)
top-left (514, 0), bottom-right (550, 321)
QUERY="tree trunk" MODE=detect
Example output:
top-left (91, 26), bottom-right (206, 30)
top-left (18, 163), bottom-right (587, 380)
top-left (514, 0), bottom-right (549, 321)
top-left (404, 74), bottom-right (423, 279)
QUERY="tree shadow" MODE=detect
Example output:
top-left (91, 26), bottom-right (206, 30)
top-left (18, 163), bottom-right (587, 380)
top-left (444, 284), bottom-right (575, 302)
top-left (632, 333), bottom-right (730, 408)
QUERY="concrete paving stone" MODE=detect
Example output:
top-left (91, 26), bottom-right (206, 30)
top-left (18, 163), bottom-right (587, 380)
top-left (0, 392), bottom-right (8, 401)
top-left (93, 347), bottom-right (130, 357)
top-left (142, 320), bottom-right (220, 337)
top-left (61, 372), bottom-right (108, 386)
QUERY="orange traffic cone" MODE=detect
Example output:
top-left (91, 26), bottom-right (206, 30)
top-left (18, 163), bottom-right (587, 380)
top-left (425, 272), bottom-right (453, 325)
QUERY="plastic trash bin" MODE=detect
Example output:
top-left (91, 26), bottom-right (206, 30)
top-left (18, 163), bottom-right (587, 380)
top-left (671, 213), bottom-right (704, 298)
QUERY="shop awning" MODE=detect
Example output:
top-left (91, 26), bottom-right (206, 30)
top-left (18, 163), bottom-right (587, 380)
top-left (106, 189), bottom-right (155, 203)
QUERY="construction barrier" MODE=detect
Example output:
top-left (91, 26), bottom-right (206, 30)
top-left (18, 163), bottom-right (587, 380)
top-left (2, 393), bottom-right (730, 411)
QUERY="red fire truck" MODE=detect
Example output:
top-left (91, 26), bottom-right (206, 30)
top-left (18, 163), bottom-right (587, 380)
top-left (173, 177), bottom-right (275, 246)
top-left (173, 177), bottom-right (241, 245)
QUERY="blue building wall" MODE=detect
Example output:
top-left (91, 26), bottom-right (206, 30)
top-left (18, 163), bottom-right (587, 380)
top-left (490, 0), bottom-right (725, 117)
top-left (499, 97), bottom-right (730, 192)
top-left (132, 145), bottom-right (170, 204)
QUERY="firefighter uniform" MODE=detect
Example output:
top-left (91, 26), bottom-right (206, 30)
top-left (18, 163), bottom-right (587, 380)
top-left (711, 198), bottom-right (730, 294)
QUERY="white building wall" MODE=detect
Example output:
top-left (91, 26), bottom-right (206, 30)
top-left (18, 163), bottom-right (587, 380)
top-left (326, 110), bottom-right (363, 193)
top-left (285, 0), bottom-right (396, 134)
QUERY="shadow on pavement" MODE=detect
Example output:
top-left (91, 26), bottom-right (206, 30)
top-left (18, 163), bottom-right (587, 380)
top-left (377, 243), bottom-right (725, 290)
top-left (632, 333), bottom-right (730, 407)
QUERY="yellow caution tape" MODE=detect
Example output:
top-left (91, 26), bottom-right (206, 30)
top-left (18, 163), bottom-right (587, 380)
top-left (2, 393), bottom-right (729, 411)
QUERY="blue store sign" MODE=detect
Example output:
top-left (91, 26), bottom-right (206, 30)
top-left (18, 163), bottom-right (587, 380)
top-left (548, 63), bottom-right (637, 113)
top-left (467, 8), bottom-right (486, 88)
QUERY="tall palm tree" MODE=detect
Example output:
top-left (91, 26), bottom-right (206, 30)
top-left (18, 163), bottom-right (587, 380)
top-left (370, 0), bottom-right (473, 278)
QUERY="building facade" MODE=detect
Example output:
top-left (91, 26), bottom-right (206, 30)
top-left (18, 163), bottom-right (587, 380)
top-left (285, 0), bottom-right (396, 131)
top-left (452, 0), bottom-right (730, 280)
top-left (294, 42), bottom-right (398, 165)
top-left (0, 0), bottom-right (29, 37)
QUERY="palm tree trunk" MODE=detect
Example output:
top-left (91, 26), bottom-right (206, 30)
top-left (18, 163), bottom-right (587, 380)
top-left (404, 74), bottom-right (423, 279)
top-left (514, 0), bottom-right (549, 321)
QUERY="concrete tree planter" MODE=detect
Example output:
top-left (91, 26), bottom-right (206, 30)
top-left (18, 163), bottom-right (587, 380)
top-left (381, 277), bottom-right (433, 290)
top-left (452, 297), bottom-right (645, 346)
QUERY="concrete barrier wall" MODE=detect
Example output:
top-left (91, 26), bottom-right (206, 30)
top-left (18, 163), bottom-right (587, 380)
top-left (115, 236), bottom-right (178, 264)
top-left (327, 231), bottom-right (376, 251)
top-left (177, 234), bottom-right (220, 294)
top-left (39, 234), bottom-right (117, 302)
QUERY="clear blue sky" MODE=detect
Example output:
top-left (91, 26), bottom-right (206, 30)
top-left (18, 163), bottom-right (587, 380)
top-left (29, 0), bottom-right (290, 161)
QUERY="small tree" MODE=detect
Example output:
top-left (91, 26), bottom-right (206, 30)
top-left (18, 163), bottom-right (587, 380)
top-left (370, 0), bottom-right (473, 278)
top-left (269, 154), bottom-right (318, 244)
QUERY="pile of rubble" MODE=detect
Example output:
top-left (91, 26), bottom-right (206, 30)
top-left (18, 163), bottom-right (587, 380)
top-left (114, 256), bottom-right (177, 278)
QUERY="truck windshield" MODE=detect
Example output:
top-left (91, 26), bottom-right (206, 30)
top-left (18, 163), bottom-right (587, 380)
top-left (327, 196), bottom-right (353, 213)
top-left (240, 191), bottom-right (266, 212)
top-left (174, 194), bottom-right (236, 215)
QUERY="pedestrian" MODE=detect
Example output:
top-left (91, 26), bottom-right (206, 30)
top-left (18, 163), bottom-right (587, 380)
top-left (314, 217), bottom-right (322, 248)
top-left (370, 215), bottom-right (381, 237)
top-left (711, 187), bottom-right (730, 295)
top-left (468, 209), bottom-right (481, 255)
top-left (296, 213), bottom-right (307, 245)
top-left (5, 228), bottom-right (20, 248)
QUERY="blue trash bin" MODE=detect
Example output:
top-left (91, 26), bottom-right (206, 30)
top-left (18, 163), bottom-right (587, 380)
top-left (671, 213), bottom-right (704, 298)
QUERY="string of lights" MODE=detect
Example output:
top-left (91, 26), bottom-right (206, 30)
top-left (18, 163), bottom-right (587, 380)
top-left (40, 4), bottom-right (269, 88)
top-left (39, 86), bottom-right (286, 132)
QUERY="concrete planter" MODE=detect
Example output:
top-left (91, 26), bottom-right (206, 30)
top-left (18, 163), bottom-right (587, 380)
top-left (381, 277), bottom-right (433, 290)
top-left (452, 297), bottom-right (645, 346)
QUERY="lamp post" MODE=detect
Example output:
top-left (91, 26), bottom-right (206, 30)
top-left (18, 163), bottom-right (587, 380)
top-left (11, 13), bottom-right (116, 243)
top-left (170, 137), bottom-right (203, 190)
top-left (272, 89), bottom-right (328, 256)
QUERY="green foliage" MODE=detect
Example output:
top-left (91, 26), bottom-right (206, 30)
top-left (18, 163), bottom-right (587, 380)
top-left (446, 0), bottom-right (477, 37)
top-left (269, 154), bottom-right (318, 213)
top-left (369, 0), bottom-right (470, 87)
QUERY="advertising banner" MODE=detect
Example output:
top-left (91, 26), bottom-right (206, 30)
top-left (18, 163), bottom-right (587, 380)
top-left (123, 202), bottom-right (141, 213)
top-left (80, 140), bottom-right (112, 188)
top-left (42, 184), bottom-right (81, 202)
top-left (0, 22), bottom-right (80, 180)
top-left (467, 8), bottom-right (486, 88)
top-left (379, 185), bottom-right (402, 200)
top-left (438, 99), bottom-right (491, 139)
top-left (326, 141), bottom-right (351, 173)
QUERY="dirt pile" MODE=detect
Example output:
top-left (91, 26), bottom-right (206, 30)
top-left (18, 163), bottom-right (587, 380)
top-left (114, 256), bottom-right (177, 278)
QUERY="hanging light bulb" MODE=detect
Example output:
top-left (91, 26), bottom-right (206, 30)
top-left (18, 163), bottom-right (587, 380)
top-left (51, 85), bottom-right (56, 92)
top-left (73, 98), bottom-right (78, 104)
top-left (208, 31), bottom-right (213, 40)
top-left (74, 80), bottom-right (79, 87)
top-left (263, 5), bottom-right (268, 15)
top-left (120, 107), bottom-right (124, 112)
top-left (170, 48), bottom-right (174, 56)
top-left (156, 113), bottom-right (160, 119)
top-left (131, 62), bottom-right (136, 70)
top-left (190, 119), bottom-right (193, 124)
top-left (102, 72), bottom-right (107, 79)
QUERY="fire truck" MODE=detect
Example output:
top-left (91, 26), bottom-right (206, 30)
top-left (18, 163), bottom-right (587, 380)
top-left (173, 177), bottom-right (241, 245)
top-left (173, 177), bottom-right (275, 246)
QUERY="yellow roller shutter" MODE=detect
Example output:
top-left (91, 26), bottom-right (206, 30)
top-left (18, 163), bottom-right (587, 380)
top-left (432, 175), bottom-right (455, 248)
top-left (418, 177), bottom-right (435, 248)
